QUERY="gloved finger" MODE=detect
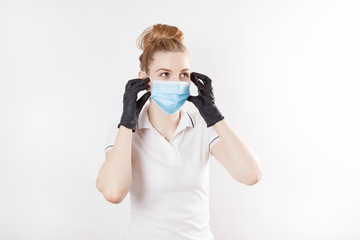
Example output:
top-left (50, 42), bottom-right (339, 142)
top-left (131, 78), bottom-right (150, 88)
top-left (137, 91), bottom-right (151, 109)
top-left (125, 79), bottom-right (135, 89)
top-left (133, 83), bottom-right (150, 93)
top-left (132, 77), bottom-right (150, 88)
top-left (191, 72), bottom-right (212, 86)
top-left (190, 72), bottom-right (205, 88)
top-left (127, 78), bottom-right (142, 85)
top-left (125, 79), bottom-right (141, 91)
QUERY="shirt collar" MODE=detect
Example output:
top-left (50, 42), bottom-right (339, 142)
top-left (136, 102), bottom-right (195, 131)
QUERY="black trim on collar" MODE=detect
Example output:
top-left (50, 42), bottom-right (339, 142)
top-left (186, 112), bottom-right (194, 127)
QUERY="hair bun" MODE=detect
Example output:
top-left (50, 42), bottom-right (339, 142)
top-left (136, 23), bottom-right (184, 50)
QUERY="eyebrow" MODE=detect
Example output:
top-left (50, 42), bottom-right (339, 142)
top-left (155, 68), bottom-right (190, 72)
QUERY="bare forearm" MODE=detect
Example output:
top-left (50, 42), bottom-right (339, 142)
top-left (213, 120), bottom-right (263, 182)
top-left (96, 125), bottom-right (132, 202)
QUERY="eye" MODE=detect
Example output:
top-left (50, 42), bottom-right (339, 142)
top-left (160, 72), bottom-right (169, 77)
top-left (181, 72), bottom-right (189, 78)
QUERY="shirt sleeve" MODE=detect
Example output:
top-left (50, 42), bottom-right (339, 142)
top-left (104, 120), bottom-right (119, 154)
top-left (208, 125), bottom-right (220, 155)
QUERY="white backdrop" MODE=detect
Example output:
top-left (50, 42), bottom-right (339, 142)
top-left (1, 0), bottom-right (359, 239)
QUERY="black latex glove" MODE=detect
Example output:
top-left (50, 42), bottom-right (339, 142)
top-left (187, 72), bottom-right (225, 127)
top-left (117, 77), bottom-right (151, 132)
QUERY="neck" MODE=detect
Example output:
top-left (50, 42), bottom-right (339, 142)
top-left (147, 98), bottom-right (181, 134)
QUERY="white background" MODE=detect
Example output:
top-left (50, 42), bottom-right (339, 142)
top-left (1, 0), bottom-right (359, 239)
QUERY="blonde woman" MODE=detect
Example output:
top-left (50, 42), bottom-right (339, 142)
top-left (96, 23), bottom-right (263, 240)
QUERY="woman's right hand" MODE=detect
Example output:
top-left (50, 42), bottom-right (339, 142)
top-left (118, 77), bottom-right (151, 132)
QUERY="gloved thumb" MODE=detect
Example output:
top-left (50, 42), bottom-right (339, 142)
top-left (137, 91), bottom-right (151, 109)
top-left (187, 95), bottom-right (195, 103)
top-left (187, 95), bottom-right (202, 107)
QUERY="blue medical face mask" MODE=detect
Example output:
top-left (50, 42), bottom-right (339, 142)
top-left (150, 79), bottom-right (191, 115)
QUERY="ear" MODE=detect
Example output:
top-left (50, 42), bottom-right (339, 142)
top-left (138, 70), bottom-right (152, 92)
top-left (138, 70), bottom-right (148, 79)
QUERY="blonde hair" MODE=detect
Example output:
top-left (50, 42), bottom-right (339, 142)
top-left (136, 23), bottom-right (188, 74)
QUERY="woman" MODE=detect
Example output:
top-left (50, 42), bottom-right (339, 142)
top-left (96, 23), bottom-right (263, 240)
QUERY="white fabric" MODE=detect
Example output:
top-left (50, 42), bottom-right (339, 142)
top-left (104, 102), bottom-right (220, 240)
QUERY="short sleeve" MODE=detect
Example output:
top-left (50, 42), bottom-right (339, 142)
top-left (104, 120), bottom-right (119, 154)
top-left (208, 126), bottom-right (220, 154)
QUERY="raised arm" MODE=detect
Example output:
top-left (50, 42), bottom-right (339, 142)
top-left (96, 126), bottom-right (133, 203)
top-left (96, 77), bottom-right (151, 204)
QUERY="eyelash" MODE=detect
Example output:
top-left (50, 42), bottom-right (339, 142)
top-left (160, 72), bottom-right (189, 78)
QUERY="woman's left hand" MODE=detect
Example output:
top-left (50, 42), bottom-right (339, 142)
top-left (187, 72), bottom-right (225, 127)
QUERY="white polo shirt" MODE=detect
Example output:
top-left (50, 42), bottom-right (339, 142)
top-left (104, 102), bottom-right (220, 240)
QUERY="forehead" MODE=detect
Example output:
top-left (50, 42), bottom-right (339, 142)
top-left (150, 51), bottom-right (190, 71)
